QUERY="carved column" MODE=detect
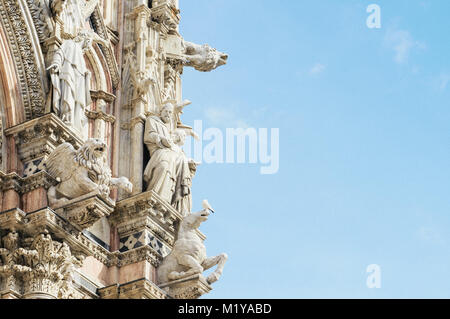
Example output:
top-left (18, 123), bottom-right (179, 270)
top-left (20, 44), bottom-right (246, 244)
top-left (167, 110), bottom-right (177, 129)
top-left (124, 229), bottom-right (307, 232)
top-left (127, 5), bottom-right (152, 195)
top-left (0, 231), bottom-right (83, 299)
top-left (87, 90), bottom-right (116, 140)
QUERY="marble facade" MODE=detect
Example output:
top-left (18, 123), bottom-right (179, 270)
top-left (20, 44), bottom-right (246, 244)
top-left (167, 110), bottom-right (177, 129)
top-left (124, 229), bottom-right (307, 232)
top-left (0, 0), bottom-right (227, 299)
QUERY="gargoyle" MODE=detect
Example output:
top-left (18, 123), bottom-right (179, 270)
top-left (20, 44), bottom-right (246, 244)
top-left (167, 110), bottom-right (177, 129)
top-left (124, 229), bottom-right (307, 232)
top-left (182, 41), bottom-right (228, 72)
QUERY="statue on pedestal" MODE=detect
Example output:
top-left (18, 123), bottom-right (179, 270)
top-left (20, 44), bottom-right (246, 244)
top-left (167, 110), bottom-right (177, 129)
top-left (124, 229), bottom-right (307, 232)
top-left (48, 32), bottom-right (91, 138)
top-left (47, 0), bottom-right (106, 139)
top-left (157, 200), bottom-right (228, 285)
top-left (45, 138), bottom-right (133, 207)
top-left (144, 104), bottom-right (199, 214)
top-left (144, 103), bottom-right (177, 203)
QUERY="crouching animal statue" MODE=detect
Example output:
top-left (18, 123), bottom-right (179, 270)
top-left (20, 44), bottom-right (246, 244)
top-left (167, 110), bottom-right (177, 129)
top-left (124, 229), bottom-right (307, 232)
top-left (157, 206), bottom-right (227, 285)
top-left (45, 138), bottom-right (133, 207)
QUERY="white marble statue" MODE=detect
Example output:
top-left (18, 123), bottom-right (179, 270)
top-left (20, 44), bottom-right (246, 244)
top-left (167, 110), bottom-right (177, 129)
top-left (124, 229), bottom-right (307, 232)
top-left (171, 129), bottom-right (199, 216)
top-left (144, 103), bottom-right (178, 202)
top-left (45, 138), bottom-right (133, 207)
top-left (48, 30), bottom-right (108, 138)
top-left (182, 41), bottom-right (228, 72)
top-left (157, 200), bottom-right (228, 285)
top-left (51, 0), bottom-right (99, 35)
top-left (144, 104), bottom-right (199, 213)
top-left (48, 0), bottom-right (107, 139)
top-left (48, 33), bottom-right (91, 138)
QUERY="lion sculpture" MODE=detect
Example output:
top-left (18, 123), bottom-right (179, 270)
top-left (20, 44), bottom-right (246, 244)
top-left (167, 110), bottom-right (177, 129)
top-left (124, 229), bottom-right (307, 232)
top-left (45, 138), bottom-right (132, 207)
top-left (182, 41), bottom-right (228, 72)
top-left (157, 203), bottom-right (227, 285)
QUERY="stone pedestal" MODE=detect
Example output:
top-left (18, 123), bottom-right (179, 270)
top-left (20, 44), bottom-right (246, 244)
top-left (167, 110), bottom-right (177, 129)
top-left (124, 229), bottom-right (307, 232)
top-left (53, 192), bottom-right (115, 231)
top-left (4, 113), bottom-right (84, 178)
top-left (107, 191), bottom-right (182, 289)
top-left (110, 190), bottom-right (183, 255)
top-left (159, 274), bottom-right (212, 299)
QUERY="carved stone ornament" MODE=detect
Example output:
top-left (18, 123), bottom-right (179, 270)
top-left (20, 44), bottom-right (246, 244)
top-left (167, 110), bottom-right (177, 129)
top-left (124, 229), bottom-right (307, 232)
top-left (0, 232), bottom-right (82, 299)
top-left (0, 0), bottom-right (47, 120)
top-left (182, 40), bottom-right (228, 72)
top-left (54, 192), bottom-right (115, 231)
top-left (45, 138), bottom-right (132, 229)
top-left (144, 103), bottom-right (199, 215)
top-left (157, 203), bottom-right (228, 299)
top-left (159, 274), bottom-right (212, 300)
top-left (45, 138), bottom-right (133, 207)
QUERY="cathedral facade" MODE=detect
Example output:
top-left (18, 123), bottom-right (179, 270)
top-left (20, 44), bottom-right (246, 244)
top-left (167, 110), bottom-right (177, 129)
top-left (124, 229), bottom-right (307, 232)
top-left (0, 0), bottom-right (227, 299)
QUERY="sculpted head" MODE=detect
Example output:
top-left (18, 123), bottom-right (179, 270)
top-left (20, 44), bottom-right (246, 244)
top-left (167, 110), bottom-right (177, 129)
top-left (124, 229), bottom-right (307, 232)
top-left (206, 46), bottom-right (228, 70)
top-left (181, 209), bottom-right (210, 230)
top-left (160, 103), bottom-right (174, 124)
top-left (76, 138), bottom-right (108, 165)
top-left (192, 44), bottom-right (228, 72)
top-left (50, 0), bottom-right (66, 16)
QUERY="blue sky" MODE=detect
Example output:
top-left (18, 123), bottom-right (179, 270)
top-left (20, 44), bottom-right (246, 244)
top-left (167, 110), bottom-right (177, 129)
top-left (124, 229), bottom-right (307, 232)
top-left (178, 0), bottom-right (450, 298)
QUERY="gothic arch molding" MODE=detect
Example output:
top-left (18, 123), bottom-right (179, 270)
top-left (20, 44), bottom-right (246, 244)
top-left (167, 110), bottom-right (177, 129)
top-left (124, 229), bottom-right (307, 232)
top-left (0, 0), bottom-right (47, 123)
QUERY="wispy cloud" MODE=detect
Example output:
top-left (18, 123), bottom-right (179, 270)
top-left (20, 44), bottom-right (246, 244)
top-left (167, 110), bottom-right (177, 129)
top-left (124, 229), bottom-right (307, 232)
top-left (438, 73), bottom-right (450, 91)
top-left (309, 63), bottom-right (326, 76)
top-left (384, 28), bottom-right (425, 64)
top-left (417, 226), bottom-right (446, 246)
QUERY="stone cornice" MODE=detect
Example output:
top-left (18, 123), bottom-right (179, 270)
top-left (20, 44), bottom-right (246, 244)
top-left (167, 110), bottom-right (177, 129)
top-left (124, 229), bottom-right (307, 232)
top-left (126, 4), bottom-right (152, 20)
top-left (0, 208), bottom-right (113, 265)
top-left (5, 113), bottom-right (84, 164)
top-left (85, 110), bottom-right (116, 124)
top-left (120, 278), bottom-right (169, 299)
top-left (0, 206), bottom-right (169, 269)
top-left (0, 172), bottom-right (22, 193)
top-left (150, 3), bottom-right (180, 36)
top-left (159, 274), bottom-right (212, 299)
top-left (114, 245), bottom-right (162, 268)
top-left (111, 190), bottom-right (182, 233)
top-left (90, 90), bottom-right (116, 103)
top-left (98, 278), bottom-right (168, 299)
top-left (20, 171), bottom-right (58, 193)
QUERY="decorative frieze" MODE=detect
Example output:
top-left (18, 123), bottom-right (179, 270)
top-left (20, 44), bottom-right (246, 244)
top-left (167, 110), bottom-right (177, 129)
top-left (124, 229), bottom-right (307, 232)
top-left (115, 245), bottom-right (162, 268)
top-left (4, 113), bottom-right (84, 171)
top-left (25, 0), bottom-right (53, 44)
top-left (150, 1), bottom-right (180, 36)
top-left (119, 230), bottom-right (170, 258)
top-left (111, 190), bottom-right (184, 243)
top-left (0, 207), bottom-right (112, 267)
top-left (53, 193), bottom-right (115, 231)
top-left (98, 278), bottom-right (168, 299)
top-left (0, 0), bottom-right (47, 120)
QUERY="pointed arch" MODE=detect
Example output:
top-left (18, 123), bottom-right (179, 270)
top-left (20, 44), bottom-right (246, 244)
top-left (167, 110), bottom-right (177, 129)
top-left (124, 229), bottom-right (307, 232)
top-left (0, 0), bottom-right (48, 123)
